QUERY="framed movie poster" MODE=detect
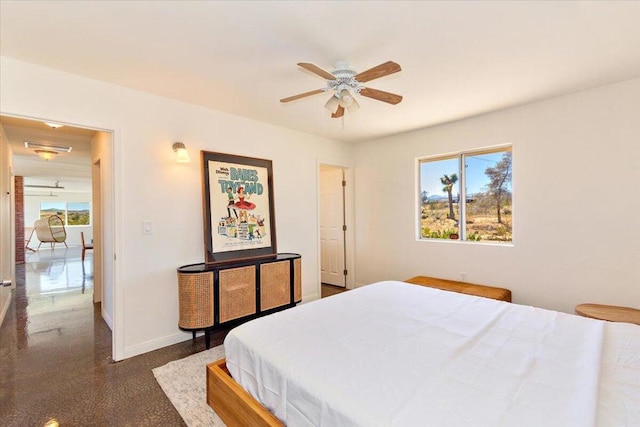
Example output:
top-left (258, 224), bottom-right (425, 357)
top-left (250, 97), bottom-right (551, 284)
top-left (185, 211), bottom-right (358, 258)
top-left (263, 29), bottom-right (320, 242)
top-left (201, 151), bottom-right (277, 264)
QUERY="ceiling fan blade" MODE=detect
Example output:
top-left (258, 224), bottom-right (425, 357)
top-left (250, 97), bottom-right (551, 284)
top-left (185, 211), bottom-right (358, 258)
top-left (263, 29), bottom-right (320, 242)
top-left (298, 63), bottom-right (335, 80)
top-left (359, 87), bottom-right (403, 105)
top-left (331, 105), bottom-right (345, 118)
top-left (354, 61), bottom-right (401, 83)
top-left (280, 89), bottom-right (325, 103)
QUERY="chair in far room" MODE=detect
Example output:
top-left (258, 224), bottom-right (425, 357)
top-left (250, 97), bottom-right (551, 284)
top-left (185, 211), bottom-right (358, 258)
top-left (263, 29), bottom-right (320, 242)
top-left (81, 232), bottom-right (93, 261)
top-left (34, 215), bottom-right (68, 250)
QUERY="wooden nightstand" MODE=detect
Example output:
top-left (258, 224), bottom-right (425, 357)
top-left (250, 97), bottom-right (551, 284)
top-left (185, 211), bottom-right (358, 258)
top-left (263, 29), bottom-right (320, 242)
top-left (575, 303), bottom-right (640, 325)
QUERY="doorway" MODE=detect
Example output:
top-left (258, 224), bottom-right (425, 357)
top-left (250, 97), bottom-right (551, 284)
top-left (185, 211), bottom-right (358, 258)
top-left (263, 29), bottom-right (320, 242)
top-left (1, 114), bottom-right (114, 355)
top-left (319, 164), bottom-right (348, 288)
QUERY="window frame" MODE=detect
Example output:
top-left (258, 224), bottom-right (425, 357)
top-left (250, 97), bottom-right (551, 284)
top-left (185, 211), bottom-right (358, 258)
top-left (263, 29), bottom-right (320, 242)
top-left (417, 145), bottom-right (512, 244)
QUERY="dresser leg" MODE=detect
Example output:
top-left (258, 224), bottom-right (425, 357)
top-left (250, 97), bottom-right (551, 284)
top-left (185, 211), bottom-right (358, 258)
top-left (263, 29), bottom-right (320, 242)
top-left (205, 329), bottom-right (211, 349)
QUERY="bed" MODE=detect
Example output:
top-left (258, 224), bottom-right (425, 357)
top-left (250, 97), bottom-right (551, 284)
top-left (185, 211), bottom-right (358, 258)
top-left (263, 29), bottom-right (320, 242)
top-left (208, 281), bottom-right (640, 426)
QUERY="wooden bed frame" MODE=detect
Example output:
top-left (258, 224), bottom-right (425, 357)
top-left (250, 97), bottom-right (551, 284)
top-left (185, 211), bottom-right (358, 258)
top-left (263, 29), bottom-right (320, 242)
top-left (404, 276), bottom-right (512, 302)
top-left (207, 358), bottom-right (283, 426)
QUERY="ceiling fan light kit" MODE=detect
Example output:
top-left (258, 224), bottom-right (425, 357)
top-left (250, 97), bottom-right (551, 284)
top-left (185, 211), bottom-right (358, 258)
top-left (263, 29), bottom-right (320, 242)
top-left (337, 89), bottom-right (357, 109)
top-left (281, 60), bottom-right (402, 119)
top-left (324, 95), bottom-right (339, 112)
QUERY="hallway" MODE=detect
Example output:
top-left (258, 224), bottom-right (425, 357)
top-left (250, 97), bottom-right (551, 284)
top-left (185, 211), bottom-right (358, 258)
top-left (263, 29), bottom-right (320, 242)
top-left (0, 247), bottom-right (224, 426)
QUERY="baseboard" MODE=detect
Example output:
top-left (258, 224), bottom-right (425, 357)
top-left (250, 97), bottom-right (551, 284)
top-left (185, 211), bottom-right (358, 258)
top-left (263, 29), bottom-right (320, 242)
top-left (301, 292), bottom-right (320, 304)
top-left (121, 295), bottom-right (319, 360)
top-left (123, 330), bottom-right (192, 360)
top-left (0, 287), bottom-right (11, 328)
top-left (101, 307), bottom-right (113, 331)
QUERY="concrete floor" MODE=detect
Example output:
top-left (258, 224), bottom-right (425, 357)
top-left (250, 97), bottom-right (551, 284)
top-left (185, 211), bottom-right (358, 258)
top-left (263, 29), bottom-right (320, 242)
top-left (0, 247), bottom-right (228, 426)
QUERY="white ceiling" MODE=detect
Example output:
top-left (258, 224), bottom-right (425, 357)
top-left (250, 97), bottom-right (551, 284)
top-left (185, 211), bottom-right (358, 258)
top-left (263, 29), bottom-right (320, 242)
top-left (1, 115), bottom-right (95, 190)
top-left (1, 1), bottom-right (639, 144)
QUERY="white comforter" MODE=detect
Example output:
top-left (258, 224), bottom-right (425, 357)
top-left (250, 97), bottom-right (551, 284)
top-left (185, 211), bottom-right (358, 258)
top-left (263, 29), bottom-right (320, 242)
top-left (225, 281), bottom-right (640, 426)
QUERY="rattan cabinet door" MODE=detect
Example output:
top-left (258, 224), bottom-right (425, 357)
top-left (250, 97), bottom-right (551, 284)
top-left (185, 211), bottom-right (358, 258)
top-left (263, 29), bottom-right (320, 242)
top-left (294, 258), bottom-right (302, 303)
top-left (177, 271), bottom-right (214, 329)
top-left (219, 266), bottom-right (256, 323)
top-left (260, 261), bottom-right (291, 311)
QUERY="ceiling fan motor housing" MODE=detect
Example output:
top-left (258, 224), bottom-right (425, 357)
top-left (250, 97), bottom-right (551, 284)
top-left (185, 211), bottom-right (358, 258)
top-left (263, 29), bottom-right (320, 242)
top-left (328, 62), bottom-right (361, 96)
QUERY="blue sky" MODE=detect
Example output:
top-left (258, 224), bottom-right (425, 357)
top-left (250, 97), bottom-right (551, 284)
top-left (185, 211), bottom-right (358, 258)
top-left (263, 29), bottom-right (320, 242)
top-left (41, 202), bottom-right (65, 211)
top-left (41, 202), bottom-right (90, 212)
top-left (420, 152), bottom-right (510, 197)
top-left (68, 202), bottom-right (90, 212)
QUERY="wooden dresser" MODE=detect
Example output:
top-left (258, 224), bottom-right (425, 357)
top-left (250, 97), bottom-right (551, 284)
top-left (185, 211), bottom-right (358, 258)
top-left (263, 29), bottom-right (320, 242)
top-left (177, 253), bottom-right (301, 347)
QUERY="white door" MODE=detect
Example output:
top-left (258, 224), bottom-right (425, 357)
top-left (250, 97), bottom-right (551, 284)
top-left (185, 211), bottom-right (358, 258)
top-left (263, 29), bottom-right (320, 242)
top-left (320, 166), bottom-right (346, 287)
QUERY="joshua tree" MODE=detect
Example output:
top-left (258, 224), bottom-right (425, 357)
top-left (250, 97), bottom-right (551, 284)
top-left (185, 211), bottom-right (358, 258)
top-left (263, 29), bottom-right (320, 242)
top-left (485, 152), bottom-right (512, 224)
top-left (440, 173), bottom-right (458, 219)
top-left (421, 190), bottom-right (429, 205)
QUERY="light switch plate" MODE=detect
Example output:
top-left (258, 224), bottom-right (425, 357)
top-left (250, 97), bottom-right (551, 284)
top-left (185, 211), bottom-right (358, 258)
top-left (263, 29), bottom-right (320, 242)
top-left (142, 221), bottom-right (152, 235)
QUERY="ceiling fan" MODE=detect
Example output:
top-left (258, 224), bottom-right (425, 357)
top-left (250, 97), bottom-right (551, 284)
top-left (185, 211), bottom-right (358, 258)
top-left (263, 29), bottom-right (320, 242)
top-left (280, 61), bottom-right (403, 118)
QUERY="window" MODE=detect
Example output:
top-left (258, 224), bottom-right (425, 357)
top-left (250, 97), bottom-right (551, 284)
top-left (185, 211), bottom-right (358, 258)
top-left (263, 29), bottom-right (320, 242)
top-left (419, 147), bottom-right (512, 243)
top-left (40, 202), bottom-right (91, 226)
top-left (67, 202), bottom-right (91, 225)
top-left (40, 202), bottom-right (66, 223)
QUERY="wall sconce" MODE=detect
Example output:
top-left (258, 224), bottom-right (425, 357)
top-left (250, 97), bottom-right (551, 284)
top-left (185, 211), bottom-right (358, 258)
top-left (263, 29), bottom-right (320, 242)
top-left (172, 142), bottom-right (190, 163)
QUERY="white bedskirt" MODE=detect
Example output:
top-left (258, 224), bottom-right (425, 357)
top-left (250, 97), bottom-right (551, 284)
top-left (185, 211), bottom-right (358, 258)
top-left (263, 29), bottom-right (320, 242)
top-left (225, 281), bottom-right (640, 426)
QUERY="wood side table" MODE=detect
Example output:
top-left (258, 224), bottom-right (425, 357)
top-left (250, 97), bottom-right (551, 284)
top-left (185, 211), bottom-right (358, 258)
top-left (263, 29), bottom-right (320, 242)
top-left (575, 303), bottom-right (640, 325)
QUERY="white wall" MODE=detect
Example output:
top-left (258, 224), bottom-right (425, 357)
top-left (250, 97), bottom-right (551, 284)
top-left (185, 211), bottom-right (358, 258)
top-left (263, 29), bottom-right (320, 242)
top-left (0, 57), bottom-right (354, 360)
top-left (0, 122), bottom-right (14, 325)
top-left (354, 78), bottom-right (640, 314)
top-left (91, 130), bottom-right (115, 328)
top-left (0, 123), bottom-right (12, 276)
